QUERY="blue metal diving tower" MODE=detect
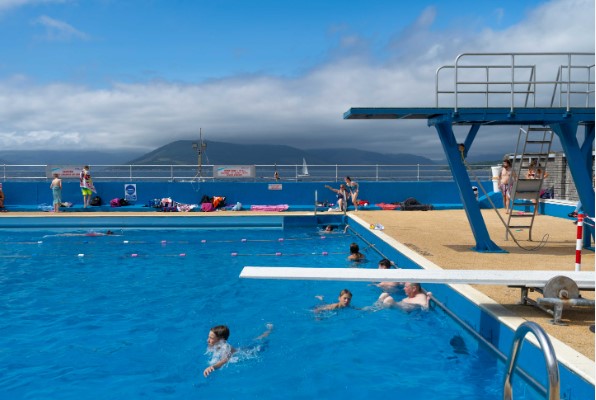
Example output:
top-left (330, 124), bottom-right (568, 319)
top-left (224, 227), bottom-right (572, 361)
top-left (345, 53), bottom-right (595, 253)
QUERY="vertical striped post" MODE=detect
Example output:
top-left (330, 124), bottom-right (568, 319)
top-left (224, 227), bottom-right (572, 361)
top-left (575, 213), bottom-right (584, 271)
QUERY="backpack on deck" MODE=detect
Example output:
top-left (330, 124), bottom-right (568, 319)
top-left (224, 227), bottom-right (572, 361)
top-left (90, 196), bottom-right (102, 206)
top-left (110, 198), bottom-right (121, 207)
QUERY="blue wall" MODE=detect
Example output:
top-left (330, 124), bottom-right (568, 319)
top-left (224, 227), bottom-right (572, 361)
top-left (1, 180), bottom-right (494, 207)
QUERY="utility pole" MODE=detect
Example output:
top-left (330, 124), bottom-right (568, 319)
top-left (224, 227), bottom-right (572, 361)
top-left (192, 128), bottom-right (207, 177)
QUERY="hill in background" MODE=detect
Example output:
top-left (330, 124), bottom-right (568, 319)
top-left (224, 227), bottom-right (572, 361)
top-left (0, 140), bottom-right (502, 166)
top-left (127, 140), bottom-right (437, 165)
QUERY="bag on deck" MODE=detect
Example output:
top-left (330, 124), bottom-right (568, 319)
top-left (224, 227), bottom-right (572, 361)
top-left (201, 203), bottom-right (214, 212)
top-left (90, 196), bottom-right (102, 206)
top-left (401, 197), bottom-right (433, 211)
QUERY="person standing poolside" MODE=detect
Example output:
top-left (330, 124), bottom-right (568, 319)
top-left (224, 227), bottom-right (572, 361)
top-left (79, 165), bottom-right (96, 208)
top-left (378, 282), bottom-right (431, 310)
top-left (50, 173), bottom-right (62, 213)
top-left (315, 289), bottom-right (353, 312)
top-left (345, 176), bottom-right (359, 211)
top-left (498, 159), bottom-right (514, 213)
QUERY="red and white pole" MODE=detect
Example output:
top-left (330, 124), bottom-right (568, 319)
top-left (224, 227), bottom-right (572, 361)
top-left (575, 213), bottom-right (584, 271)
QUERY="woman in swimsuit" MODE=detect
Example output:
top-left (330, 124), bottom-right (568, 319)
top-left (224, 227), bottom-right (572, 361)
top-left (344, 176), bottom-right (359, 211)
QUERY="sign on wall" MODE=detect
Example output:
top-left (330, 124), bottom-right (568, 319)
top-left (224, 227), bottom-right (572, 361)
top-left (47, 165), bottom-right (82, 179)
top-left (214, 165), bottom-right (255, 179)
top-left (268, 184), bottom-right (282, 190)
top-left (124, 184), bottom-right (137, 202)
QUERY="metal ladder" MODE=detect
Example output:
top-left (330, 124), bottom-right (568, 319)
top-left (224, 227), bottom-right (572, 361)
top-left (505, 126), bottom-right (554, 240)
top-left (503, 321), bottom-right (560, 400)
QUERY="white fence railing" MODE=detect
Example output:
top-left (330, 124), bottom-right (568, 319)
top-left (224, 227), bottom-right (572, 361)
top-left (0, 164), bottom-right (495, 182)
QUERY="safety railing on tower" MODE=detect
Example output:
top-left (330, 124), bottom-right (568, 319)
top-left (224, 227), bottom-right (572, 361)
top-left (436, 52), bottom-right (595, 112)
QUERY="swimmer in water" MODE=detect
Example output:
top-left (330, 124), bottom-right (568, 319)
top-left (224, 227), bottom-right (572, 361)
top-left (203, 323), bottom-right (273, 377)
top-left (347, 243), bottom-right (365, 262)
top-left (314, 289), bottom-right (353, 312)
top-left (374, 258), bottom-right (402, 292)
top-left (43, 230), bottom-right (116, 238)
top-left (377, 282), bottom-right (432, 310)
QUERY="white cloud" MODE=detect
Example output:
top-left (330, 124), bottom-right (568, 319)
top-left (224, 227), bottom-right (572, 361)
top-left (33, 15), bottom-right (89, 41)
top-left (0, 0), bottom-right (67, 13)
top-left (0, 0), bottom-right (593, 159)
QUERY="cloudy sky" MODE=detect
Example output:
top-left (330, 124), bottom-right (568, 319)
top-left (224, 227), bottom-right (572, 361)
top-left (0, 0), bottom-right (593, 160)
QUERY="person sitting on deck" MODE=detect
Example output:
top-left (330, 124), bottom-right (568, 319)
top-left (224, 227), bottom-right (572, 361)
top-left (324, 184), bottom-right (347, 212)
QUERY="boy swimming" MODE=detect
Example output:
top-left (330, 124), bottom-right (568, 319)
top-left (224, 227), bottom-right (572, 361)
top-left (203, 323), bottom-right (273, 377)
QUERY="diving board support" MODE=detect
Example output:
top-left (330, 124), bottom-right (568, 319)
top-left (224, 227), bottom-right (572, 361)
top-left (462, 123), bottom-right (480, 158)
top-left (434, 121), bottom-right (504, 252)
top-left (550, 120), bottom-right (595, 249)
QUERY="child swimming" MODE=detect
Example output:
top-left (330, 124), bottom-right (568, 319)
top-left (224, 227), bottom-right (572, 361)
top-left (203, 323), bottom-right (273, 377)
top-left (314, 289), bottom-right (353, 312)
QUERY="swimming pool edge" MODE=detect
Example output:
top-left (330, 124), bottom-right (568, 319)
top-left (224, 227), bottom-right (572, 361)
top-left (348, 213), bottom-right (596, 387)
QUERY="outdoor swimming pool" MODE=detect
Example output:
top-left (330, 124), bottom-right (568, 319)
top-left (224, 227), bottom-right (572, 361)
top-left (0, 222), bottom-right (552, 399)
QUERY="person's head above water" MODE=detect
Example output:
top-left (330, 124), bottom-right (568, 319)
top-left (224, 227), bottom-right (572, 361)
top-left (337, 289), bottom-right (352, 307)
top-left (208, 325), bottom-right (230, 346)
top-left (350, 243), bottom-right (360, 254)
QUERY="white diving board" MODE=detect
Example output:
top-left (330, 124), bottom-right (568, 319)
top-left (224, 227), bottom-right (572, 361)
top-left (240, 267), bottom-right (596, 289)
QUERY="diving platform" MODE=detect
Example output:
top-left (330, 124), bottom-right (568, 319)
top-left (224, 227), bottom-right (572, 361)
top-left (240, 267), bottom-right (595, 289)
top-left (344, 52), bottom-right (595, 253)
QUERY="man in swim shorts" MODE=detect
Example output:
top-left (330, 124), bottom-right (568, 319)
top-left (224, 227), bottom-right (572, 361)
top-left (498, 159), bottom-right (513, 214)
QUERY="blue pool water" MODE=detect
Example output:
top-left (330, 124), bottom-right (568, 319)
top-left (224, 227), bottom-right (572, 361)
top-left (0, 226), bottom-right (543, 399)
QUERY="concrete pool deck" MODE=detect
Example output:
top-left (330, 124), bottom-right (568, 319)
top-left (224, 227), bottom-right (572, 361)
top-left (2, 209), bottom-right (594, 363)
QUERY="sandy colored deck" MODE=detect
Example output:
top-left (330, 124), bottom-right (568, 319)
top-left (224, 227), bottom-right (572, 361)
top-left (2, 209), bottom-right (594, 361)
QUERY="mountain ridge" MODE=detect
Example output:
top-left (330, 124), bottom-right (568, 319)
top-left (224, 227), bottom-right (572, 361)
top-left (127, 140), bottom-right (438, 165)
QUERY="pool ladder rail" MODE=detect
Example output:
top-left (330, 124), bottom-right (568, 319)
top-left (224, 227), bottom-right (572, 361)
top-left (503, 321), bottom-right (560, 400)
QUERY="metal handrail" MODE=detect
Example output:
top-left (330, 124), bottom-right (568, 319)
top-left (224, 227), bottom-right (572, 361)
top-left (0, 163), bottom-right (495, 182)
top-left (436, 52), bottom-right (595, 112)
top-left (503, 321), bottom-right (560, 400)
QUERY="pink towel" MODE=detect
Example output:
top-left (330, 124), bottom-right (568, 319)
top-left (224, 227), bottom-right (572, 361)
top-left (250, 204), bottom-right (289, 212)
